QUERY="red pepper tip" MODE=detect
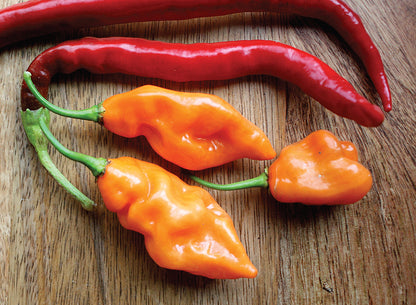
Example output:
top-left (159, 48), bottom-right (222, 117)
top-left (383, 103), bottom-right (392, 112)
top-left (355, 104), bottom-right (385, 127)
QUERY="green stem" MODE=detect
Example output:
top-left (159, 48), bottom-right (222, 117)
top-left (23, 71), bottom-right (104, 122)
top-left (21, 108), bottom-right (96, 211)
top-left (189, 169), bottom-right (269, 191)
top-left (37, 114), bottom-right (108, 178)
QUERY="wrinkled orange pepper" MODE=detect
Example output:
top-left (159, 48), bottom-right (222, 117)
top-left (102, 85), bottom-right (276, 170)
top-left (192, 130), bottom-right (373, 205)
top-left (268, 130), bottom-right (372, 205)
top-left (24, 72), bottom-right (276, 170)
top-left (98, 157), bottom-right (258, 279)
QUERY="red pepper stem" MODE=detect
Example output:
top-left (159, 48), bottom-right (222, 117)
top-left (23, 71), bottom-right (104, 123)
top-left (189, 169), bottom-right (269, 191)
top-left (37, 112), bottom-right (108, 177)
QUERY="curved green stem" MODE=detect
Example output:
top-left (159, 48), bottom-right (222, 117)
top-left (21, 108), bottom-right (96, 211)
top-left (37, 114), bottom-right (108, 177)
top-left (23, 71), bottom-right (104, 122)
top-left (189, 169), bottom-right (269, 191)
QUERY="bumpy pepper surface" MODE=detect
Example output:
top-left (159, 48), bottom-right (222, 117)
top-left (102, 86), bottom-right (276, 170)
top-left (21, 38), bottom-right (384, 127)
top-left (3, 0), bottom-right (391, 110)
top-left (22, 108), bottom-right (257, 279)
top-left (23, 72), bottom-right (276, 170)
top-left (268, 130), bottom-right (373, 205)
top-left (191, 130), bottom-right (373, 205)
top-left (98, 157), bottom-right (258, 279)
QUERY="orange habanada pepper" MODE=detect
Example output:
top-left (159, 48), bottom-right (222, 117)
top-left (21, 108), bottom-right (257, 279)
top-left (24, 71), bottom-right (276, 171)
top-left (191, 130), bottom-right (372, 205)
top-left (99, 158), bottom-right (257, 279)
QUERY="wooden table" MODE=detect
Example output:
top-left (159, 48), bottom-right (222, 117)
top-left (1, 0), bottom-right (415, 304)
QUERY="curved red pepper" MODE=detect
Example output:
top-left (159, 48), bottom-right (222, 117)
top-left (21, 37), bottom-right (384, 127)
top-left (2, 0), bottom-right (391, 111)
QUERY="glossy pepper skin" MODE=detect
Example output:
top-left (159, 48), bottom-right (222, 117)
top-left (98, 157), bottom-right (258, 279)
top-left (268, 130), bottom-right (373, 205)
top-left (21, 37), bottom-right (384, 127)
top-left (2, 0), bottom-right (391, 111)
top-left (102, 85), bottom-right (276, 170)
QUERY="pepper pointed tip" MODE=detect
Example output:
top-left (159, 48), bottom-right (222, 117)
top-left (354, 103), bottom-right (385, 127)
top-left (213, 262), bottom-right (258, 279)
top-left (242, 264), bottom-right (258, 279)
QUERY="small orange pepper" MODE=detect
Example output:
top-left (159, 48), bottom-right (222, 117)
top-left (191, 130), bottom-right (373, 205)
top-left (24, 72), bottom-right (276, 170)
top-left (268, 130), bottom-right (372, 205)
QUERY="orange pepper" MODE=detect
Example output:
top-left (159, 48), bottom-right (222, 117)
top-left (102, 85), bottom-right (275, 170)
top-left (24, 72), bottom-right (276, 170)
top-left (192, 130), bottom-right (373, 205)
top-left (268, 130), bottom-right (372, 205)
top-left (98, 157), bottom-right (258, 279)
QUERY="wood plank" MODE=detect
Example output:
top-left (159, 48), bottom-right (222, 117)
top-left (1, 0), bottom-right (415, 304)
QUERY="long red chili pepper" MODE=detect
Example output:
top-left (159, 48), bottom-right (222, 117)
top-left (1, 0), bottom-right (391, 111)
top-left (21, 37), bottom-right (384, 127)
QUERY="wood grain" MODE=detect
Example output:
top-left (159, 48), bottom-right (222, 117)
top-left (1, 0), bottom-right (415, 304)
